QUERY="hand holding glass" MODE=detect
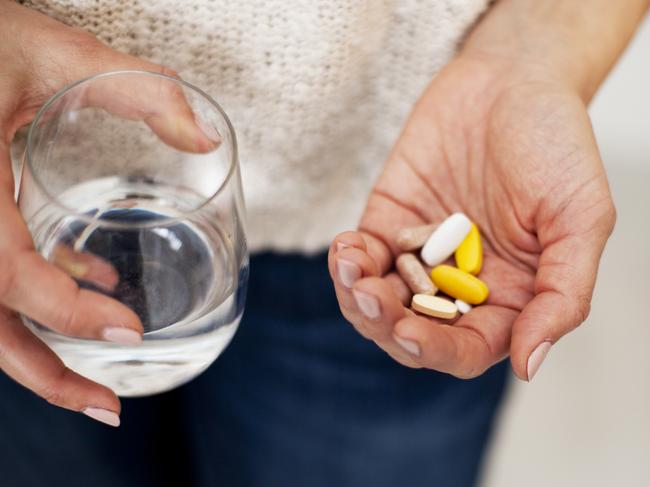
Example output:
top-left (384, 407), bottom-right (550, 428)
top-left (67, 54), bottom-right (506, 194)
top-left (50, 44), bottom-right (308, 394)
top-left (18, 71), bottom-right (248, 396)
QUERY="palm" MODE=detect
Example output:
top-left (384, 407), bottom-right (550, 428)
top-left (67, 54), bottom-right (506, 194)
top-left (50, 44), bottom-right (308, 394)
top-left (334, 57), bottom-right (615, 377)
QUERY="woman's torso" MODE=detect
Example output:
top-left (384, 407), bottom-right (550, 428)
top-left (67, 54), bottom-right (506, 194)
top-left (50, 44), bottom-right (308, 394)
top-left (22, 0), bottom-right (490, 252)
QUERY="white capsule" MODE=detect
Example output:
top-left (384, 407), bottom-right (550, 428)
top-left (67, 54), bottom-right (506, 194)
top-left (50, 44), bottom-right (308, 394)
top-left (420, 213), bottom-right (472, 266)
top-left (455, 299), bottom-right (472, 314)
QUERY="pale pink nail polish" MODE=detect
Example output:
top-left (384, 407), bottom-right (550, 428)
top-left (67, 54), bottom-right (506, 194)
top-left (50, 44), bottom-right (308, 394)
top-left (337, 259), bottom-right (361, 288)
top-left (527, 341), bottom-right (552, 381)
top-left (102, 327), bottom-right (142, 346)
top-left (394, 335), bottom-right (421, 357)
top-left (353, 290), bottom-right (381, 320)
top-left (82, 407), bottom-right (121, 427)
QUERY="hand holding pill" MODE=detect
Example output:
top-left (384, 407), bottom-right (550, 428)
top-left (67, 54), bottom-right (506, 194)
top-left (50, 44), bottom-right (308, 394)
top-left (328, 55), bottom-right (616, 381)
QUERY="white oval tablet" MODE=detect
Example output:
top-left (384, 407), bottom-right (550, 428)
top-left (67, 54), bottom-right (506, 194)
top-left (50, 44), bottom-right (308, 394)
top-left (420, 213), bottom-right (472, 266)
top-left (455, 299), bottom-right (472, 314)
top-left (411, 294), bottom-right (458, 319)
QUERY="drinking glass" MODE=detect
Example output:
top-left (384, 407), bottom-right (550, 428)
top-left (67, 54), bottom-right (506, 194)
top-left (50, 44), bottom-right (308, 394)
top-left (18, 71), bottom-right (248, 396)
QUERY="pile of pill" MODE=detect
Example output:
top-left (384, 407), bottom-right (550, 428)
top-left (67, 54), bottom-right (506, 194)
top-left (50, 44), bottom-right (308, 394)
top-left (395, 213), bottom-right (488, 319)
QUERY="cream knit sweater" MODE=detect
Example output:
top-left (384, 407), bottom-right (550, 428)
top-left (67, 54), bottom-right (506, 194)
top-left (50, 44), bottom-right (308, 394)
top-left (21, 0), bottom-right (490, 253)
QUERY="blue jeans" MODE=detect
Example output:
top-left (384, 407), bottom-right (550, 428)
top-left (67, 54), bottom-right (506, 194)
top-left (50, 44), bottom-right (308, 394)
top-left (0, 252), bottom-right (508, 487)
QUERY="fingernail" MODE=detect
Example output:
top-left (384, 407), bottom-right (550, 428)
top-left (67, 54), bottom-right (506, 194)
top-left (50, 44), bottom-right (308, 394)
top-left (59, 261), bottom-right (89, 279)
top-left (337, 259), bottom-right (361, 288)
top-left (82, 407), bottom-right (121, 427)
top-left (194, 115), bottom-right (222, 144)
top-left (52, 247), bottom-right (89, 278)
top-left (336, 242), bottom-right (348, 253)
top-left (353, 290), bottom-right (381, 320)
top-left (102, 327), bottom-right (142, 346)
top-left (394, 335), bottom-right (421, 357)
top-left (170, 114), bottom-right (218, 153)
top-left (527, 341), bottom-right (552, 381)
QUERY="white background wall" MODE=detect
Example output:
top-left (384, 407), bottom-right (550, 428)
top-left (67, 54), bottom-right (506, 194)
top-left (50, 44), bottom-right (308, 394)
top-left (481, 15), bottom-right (650, 487)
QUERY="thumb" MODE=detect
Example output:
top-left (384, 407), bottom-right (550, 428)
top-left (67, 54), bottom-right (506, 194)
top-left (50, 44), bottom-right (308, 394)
top-left (86, 58), bottom-right (219, 153)
top-left (510, 188), bottom-right (616, 381)
top-left (43, 37), bottom-right (218, 153)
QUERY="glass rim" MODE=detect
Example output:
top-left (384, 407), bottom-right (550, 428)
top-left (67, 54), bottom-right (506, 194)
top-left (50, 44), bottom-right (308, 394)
top-left (24, 69), bottom-right (239, 229)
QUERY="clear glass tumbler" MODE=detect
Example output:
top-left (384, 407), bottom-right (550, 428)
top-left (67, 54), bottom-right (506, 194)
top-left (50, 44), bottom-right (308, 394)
top-left (18, 71), bottom-right (248, 396)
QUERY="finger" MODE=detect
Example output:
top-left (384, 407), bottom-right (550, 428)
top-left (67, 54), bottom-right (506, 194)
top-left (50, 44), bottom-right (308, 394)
top-left (0, 164), bottom-right (142, 344)
top-left (330, 231), bottom-right (367, 254)
top-left (384, 272), bottom-right (411, 306)
top-left (332, 229), bottom-right (393, 278)
top-left (511, 199), bottom-right (616, 381)
top-left (351, 277), bottom-right (408, 342)
top-left (27, 36), bottom-right (219, 154)
top-left (0, 250), bottom-right (143, 343)
top-left (81, 63), bottom-right (219, 153)
top-left (51, 244), bottom-right (119, 292)
top-left (328, 245), bottom-right (378, 325)
top-left (350, 276), bottom-right (421, 367)
top-left (358, 231), bottom-right (394, 277)
top-left (328, 238), bottom-right (415, 364)
top-left (357, 193), bottom-right (413, 276)
top-left (393, 305), bottom-right (516, 378)
top-left (0, 307), bottom-right (121, 426)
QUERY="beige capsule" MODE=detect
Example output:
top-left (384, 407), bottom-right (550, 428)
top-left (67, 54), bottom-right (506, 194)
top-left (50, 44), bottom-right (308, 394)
top-left (396, 223), bottom-right (437, 251)
top-left (396, 253), bottom-right (438, 296)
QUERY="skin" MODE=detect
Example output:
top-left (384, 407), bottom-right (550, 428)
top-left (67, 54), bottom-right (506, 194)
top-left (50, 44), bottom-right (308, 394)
top-left (0, 1), bottom-right (216, 424)
top-left (329, 0), bottom-right (649, 380)
top-left (0, 0), bottom-right (646, 425)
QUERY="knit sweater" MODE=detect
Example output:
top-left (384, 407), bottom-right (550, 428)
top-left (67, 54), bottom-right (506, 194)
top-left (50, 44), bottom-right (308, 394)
top-left (21, 0), bottom-right (490, 253)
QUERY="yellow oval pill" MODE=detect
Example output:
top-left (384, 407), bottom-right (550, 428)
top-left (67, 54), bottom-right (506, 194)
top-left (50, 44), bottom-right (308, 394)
top-left (455, 223), bottom-right (483, 275)
top-left (430, 265), bottom-right (489, 305)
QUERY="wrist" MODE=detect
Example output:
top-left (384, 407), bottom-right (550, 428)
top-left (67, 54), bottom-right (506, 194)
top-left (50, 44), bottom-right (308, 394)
top-left (461, 0), bottom-right (650, 104)
top-left (459, 17), bottom-right (601, 103)
top-left (455, 48), bottom-right (588, 107)
top-left (449, 49), bottom-right (583, 110)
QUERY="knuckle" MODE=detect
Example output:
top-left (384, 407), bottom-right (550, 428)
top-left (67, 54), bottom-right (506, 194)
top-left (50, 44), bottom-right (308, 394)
top-left (41, 384), bottom-right (65, 407)
top-left (58, 287), bottom-right (81, 336)
top-left (453, 364), bottom-right (487, 380)
top-left (76, 30), bottom-right (102, 47)
top-left (604, 201), bottom-right (617, 234)
top-left (453, 353), bottom-right (485, 379)
top-left (39, 277), bottom-right (82, 336)
top-left (66, 31), bottom-right (105, 63)
top-left (387, 349), bottom-right (422, 369)
top-left (574, 295), bottom-right (592, 324)
top-left (43, 30), bottom-right (107, 87)
top-left (152, 67), bottom-right (186, 108)
top-left (40, 367), bottom-right (74, 408)
top-left (452, 334), bottom-right (489, 379)
top-left (560, 287), bottom-right (592, 326)
top-left (158, 66), bottom-right (181, 79)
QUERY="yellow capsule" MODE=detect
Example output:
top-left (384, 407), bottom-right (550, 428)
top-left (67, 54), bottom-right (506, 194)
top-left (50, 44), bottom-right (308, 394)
top-left (430, 265), bottom-right (489, 305)
top-left (455, 223), bottom-right (483, 275)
